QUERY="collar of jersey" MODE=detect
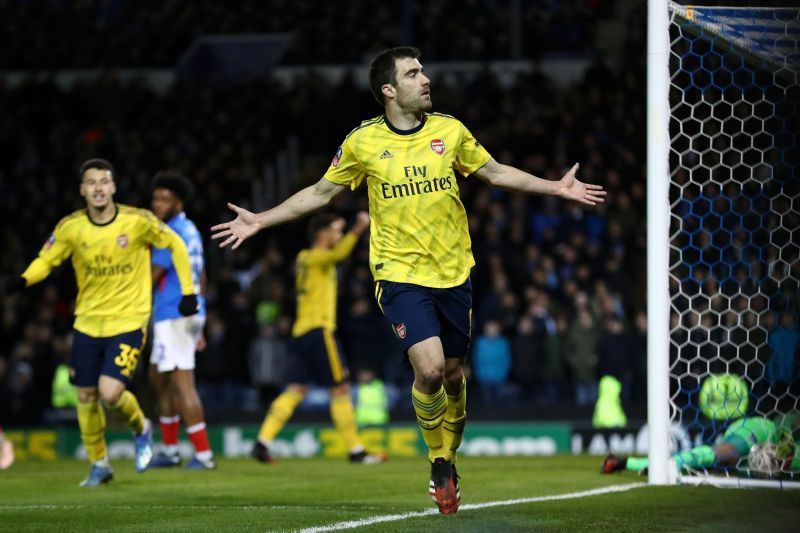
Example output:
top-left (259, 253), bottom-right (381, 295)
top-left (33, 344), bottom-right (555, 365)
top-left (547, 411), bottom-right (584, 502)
top-left (383, 114), bottom-right (426, 135)
top-left (86, 204), bottom-right (119, 227)
top-left (167, 212), bottom-right (186, 225)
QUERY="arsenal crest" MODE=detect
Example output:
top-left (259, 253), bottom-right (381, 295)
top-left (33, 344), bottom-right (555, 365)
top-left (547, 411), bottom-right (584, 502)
top-left (395, 323), bottom-right (407, 339)
top-left (117, 235), bottom-right (129, 248)
top-left (430, 139), bottom-right (445, 155)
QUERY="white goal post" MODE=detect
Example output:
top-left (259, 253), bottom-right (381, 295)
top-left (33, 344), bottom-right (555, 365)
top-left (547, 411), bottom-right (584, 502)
top-left (648, 0), bottom-right (800, 487)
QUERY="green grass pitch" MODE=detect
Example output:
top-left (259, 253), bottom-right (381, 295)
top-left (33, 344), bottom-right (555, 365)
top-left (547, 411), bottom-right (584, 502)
top-left (1, 455), bottom-right (799, 532)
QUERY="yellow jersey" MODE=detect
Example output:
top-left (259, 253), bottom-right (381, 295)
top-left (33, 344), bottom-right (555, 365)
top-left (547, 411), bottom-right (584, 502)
top-left (323, 113), bottom-right (491, 288)
top-left (292, 233), bottom-right (358, 337)
top-left (21, 204), bottom-right (194, 337)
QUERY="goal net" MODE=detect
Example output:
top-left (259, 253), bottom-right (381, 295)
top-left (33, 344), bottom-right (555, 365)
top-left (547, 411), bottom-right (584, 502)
top-left (660, 2), bottom-right (799, 487)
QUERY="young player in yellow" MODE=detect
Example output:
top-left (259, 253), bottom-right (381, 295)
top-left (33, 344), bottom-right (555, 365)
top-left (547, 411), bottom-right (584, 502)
top-left (251, 212), bottom-right (387, 465)
top-left (2, 159), bottom-right (199, 487)
top-left (212, 47), bottom-right (606, 514)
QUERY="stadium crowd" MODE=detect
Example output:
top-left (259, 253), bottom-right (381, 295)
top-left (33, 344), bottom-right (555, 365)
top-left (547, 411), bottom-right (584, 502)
top-left (0, 2), bottom-right (649, 425)
top-left (1, 0), bottom-right (612, 68)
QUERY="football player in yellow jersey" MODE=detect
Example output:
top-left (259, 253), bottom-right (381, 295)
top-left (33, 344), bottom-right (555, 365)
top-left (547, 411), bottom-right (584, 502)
top-left (252, 211), bottom-right (387, 465)
top-left (2, 159), bottom-right (199, 487)
top-left (212, 47), bottom-right (606, 514)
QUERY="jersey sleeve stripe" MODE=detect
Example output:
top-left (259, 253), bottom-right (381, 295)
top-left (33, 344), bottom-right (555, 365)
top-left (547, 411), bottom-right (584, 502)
top-left (55, 209), bottom-right (87, 231)
top-left (343, 115), bottom-right (385, 140)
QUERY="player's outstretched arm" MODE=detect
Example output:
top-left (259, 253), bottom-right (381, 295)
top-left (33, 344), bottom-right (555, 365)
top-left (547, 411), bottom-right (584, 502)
top-left (6, 227), bottom-right (73, 294)
top-left (211, 177), bottom-right (346, 249)
top-left (473, 159), bottom-right (606, 206)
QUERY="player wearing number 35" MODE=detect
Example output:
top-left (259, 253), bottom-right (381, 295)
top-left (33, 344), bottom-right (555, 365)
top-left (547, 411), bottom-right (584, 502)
top-left (1, 159), bottom-right (199, 487)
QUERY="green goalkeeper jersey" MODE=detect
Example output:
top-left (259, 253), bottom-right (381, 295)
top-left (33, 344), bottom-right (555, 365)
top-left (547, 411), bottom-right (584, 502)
top-left (721, 417), bottom-right (777, 453)
top-left (722, 417), bottom-right (800, 469)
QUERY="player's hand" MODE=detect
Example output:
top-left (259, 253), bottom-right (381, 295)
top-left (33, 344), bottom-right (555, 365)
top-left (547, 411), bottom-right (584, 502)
top-left (557, 163), bottom-right (607, 206)
top-left (353, 211), bottom-right (370, 233)
top-left (178, 294), bottom-right (199, 316)
top-left (3, 275), bottom-right (26, 295)
top-left (196, 333), bottom-right (207, 352)
top-left (211, 203), bottom-right (262, 249)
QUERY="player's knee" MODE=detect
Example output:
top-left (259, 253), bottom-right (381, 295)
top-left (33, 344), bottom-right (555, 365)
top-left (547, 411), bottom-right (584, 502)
top-left (78, 388), bottom-right (99, 404)
top-left (444, 365), bottom-right (464, 384)
top-left (416, 367), bottom-right (445, 389)
top-left (99, 388), bottom-right (123, 406)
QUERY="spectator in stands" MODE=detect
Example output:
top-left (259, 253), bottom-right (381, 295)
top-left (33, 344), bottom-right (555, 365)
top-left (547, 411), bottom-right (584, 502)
top-left (0, 3), bottom-right (657, 422)
top-left (472, 320), bottom-right (512, 405)
top-left (566, 308), bottom-right (599, 406)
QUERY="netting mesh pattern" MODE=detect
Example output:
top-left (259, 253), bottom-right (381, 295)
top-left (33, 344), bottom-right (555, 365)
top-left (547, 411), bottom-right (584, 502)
top-left (667, 5), bottom-right (799, 451)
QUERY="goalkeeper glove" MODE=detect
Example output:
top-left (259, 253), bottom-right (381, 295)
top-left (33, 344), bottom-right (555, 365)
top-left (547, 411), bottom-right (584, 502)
top-left (178, 294), bottom-right (199, 316)
top-left (3, 275), bottom-right (26, 295)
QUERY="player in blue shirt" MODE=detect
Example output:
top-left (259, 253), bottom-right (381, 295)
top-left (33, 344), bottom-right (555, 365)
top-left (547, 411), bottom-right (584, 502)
top-left (148, 172), bottom-right (214, 469)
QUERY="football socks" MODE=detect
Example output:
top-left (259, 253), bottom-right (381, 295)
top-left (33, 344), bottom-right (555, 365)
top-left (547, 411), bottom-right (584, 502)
top-left (186, 422), bottom-right (213, 461)
top-left (442, 375), bottom-right (467, 462)
top-left (257, 389), bottom-right (304, 444)
top-left (77, 400), bottom-right (107, 463)
top-left (330, 393), bottom-right (362, 452)
top-left (108, 390), bottom-right (146, 434)
top-left (412, 385), bottom-right (447, 461)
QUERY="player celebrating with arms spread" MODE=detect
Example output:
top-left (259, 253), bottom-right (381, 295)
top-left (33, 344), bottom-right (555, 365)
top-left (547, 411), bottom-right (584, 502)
top-left (212, 47), bottom-right (605, 514)
top-left (3, 159), bottom-right (199, 487)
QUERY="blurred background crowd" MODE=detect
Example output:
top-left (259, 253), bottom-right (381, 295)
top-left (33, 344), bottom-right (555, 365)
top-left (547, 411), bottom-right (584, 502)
top-left (2, 0), bottom-right (655, 425)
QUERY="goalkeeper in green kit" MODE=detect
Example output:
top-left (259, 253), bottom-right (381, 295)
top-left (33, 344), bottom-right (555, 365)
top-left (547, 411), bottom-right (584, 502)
top-left (602, 416), bottom-right (800, 475)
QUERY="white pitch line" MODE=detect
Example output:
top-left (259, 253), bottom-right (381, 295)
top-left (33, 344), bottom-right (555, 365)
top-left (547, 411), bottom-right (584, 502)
top-left (292, 482), bottom-right (648, 533)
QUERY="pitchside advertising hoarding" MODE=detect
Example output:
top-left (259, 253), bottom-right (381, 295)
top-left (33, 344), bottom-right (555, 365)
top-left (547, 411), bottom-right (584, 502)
top-left (7, 422), bottom-right (704, 460)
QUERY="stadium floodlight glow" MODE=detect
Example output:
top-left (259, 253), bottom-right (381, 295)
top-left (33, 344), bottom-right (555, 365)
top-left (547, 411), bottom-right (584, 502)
top-left (649, 0), bottom-right (800, 488)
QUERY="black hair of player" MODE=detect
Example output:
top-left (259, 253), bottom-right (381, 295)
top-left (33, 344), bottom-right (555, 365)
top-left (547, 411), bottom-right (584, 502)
top-left (368, 47), bottom-right (421, 105)
top-left (308, 213), bottom-right (341, 244)
top-left (79, 158), bottom-right (115, 180)
top-left (152, 171), bottom-right (195, 203)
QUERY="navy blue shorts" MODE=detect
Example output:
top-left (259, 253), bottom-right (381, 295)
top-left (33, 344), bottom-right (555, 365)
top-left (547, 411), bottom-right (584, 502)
top-left (375, 278), bottom-right (472, 357)
top-left (70, 328), bottom-right (146, 387)
top-left (286, 328), bottom-right (349, 387)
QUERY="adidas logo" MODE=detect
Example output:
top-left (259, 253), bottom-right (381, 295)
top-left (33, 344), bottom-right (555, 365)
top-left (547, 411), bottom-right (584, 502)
top-left (379, 150), bottom-right (393, 159)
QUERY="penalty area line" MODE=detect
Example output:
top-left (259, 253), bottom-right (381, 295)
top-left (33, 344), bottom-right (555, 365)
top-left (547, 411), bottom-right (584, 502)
top-left (291, 482), bottom-right (648, 533)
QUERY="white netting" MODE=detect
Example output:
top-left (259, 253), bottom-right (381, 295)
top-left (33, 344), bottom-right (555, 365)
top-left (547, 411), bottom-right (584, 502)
top-left (667, 3), bottom-right (799, 477)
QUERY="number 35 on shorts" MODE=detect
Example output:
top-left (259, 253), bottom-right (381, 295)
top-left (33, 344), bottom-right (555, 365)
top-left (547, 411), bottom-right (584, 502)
top-left (114, 343), bottom-right (141, 378)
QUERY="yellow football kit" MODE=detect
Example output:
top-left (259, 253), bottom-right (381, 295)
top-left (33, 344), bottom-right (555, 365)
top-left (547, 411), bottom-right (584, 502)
top-left (292, 232), bottom-right (358, 337)
top-left (323, 113), bottom-right (491, 288)
top-left (21, 204), bottom-right (194, 337)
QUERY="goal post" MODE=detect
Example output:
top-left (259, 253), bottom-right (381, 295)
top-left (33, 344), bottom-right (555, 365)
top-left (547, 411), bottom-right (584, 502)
top-left (648, 1), bottom-right (800, 487)
top-left (647, 0), bottom-right (672, 487)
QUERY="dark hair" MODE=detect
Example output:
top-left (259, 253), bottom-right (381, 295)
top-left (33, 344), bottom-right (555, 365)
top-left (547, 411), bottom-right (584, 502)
top-left (79, 158), bottom-right (114, 180)
top-left (308, 213), bottom-right (341, 243)
top-left (152, 171), bottom-right (195, 203)
top-left (368, 47), bottom-right (421, 105)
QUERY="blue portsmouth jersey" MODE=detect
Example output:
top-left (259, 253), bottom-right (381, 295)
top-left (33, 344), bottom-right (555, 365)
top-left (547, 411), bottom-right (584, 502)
top-left (152, 212), bottom-right (205, 322)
